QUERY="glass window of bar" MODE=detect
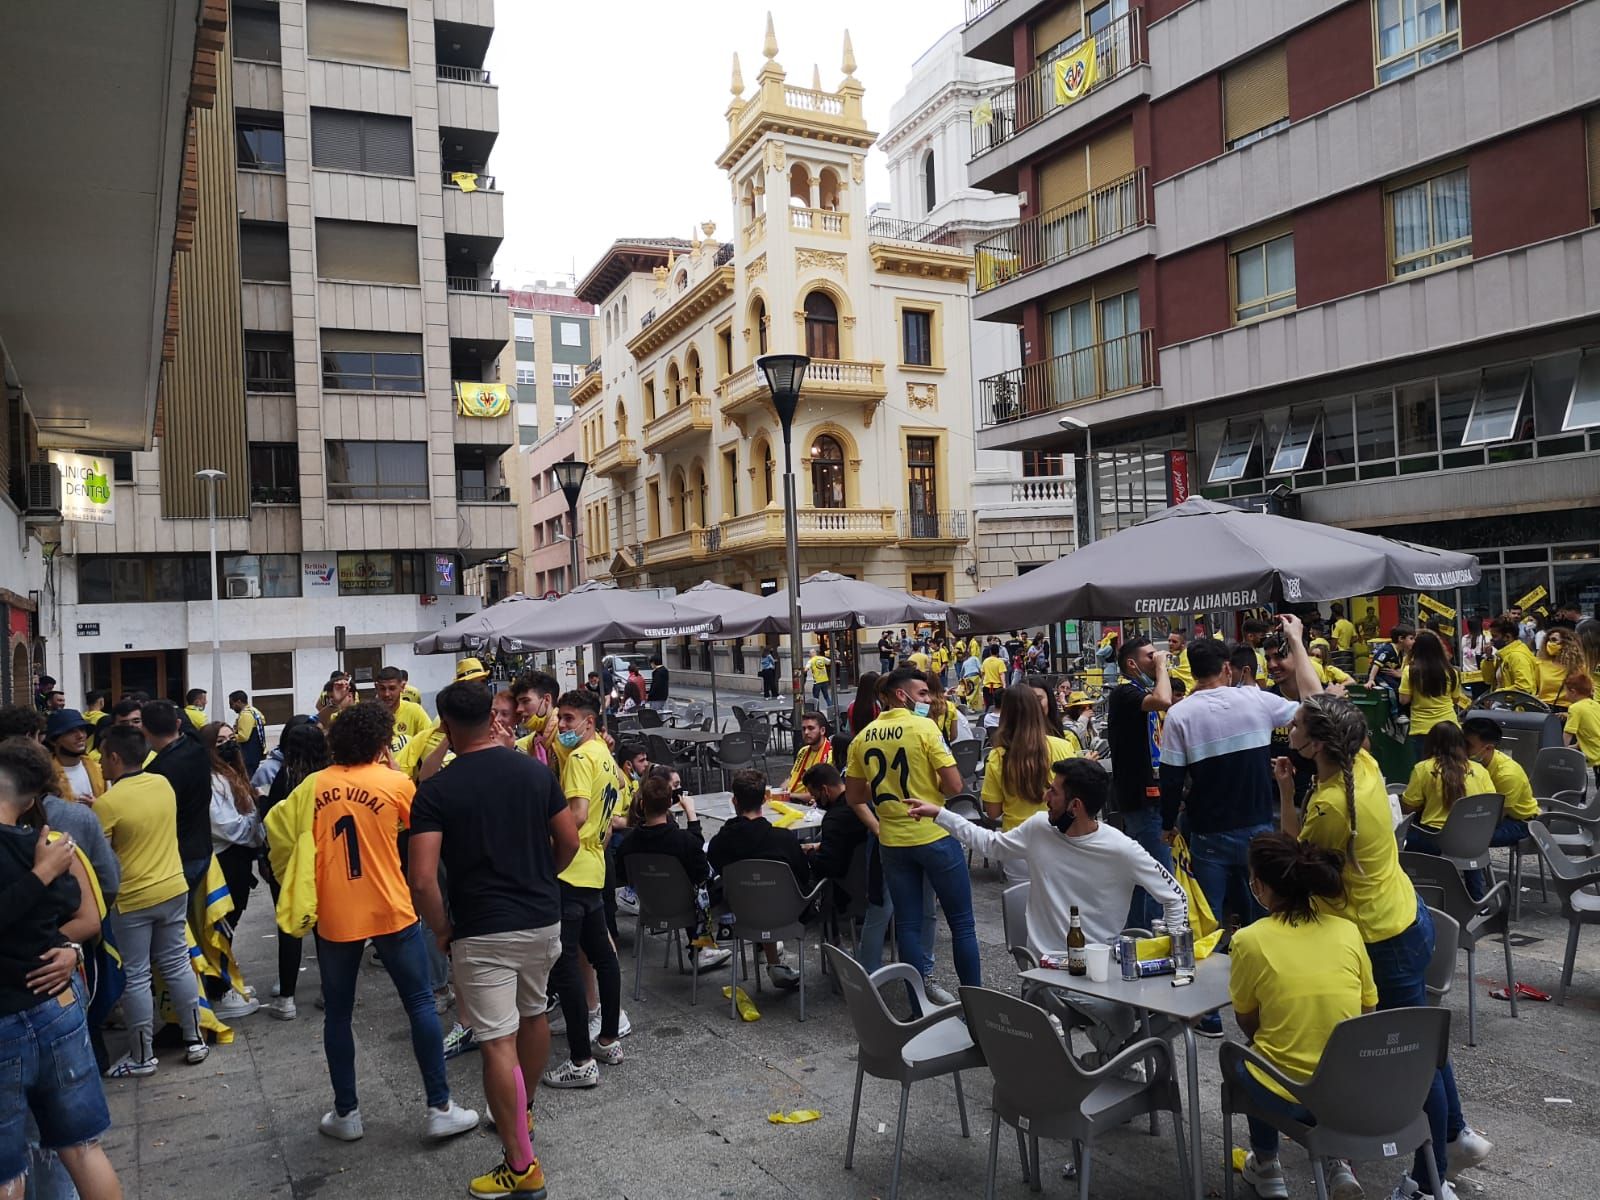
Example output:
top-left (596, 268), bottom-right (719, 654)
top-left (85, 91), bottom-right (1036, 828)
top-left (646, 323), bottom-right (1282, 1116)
top-left (1461, 367), bottom-right (1530, 445)
top-left (1270, 409), bottom-right (1321, 474)
top-left (1208, 421), bottom-right (1260, 483)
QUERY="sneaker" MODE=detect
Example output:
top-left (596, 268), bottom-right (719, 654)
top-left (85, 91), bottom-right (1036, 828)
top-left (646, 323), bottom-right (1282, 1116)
top-left (469, 1157), bottom-right (548, 1199)
top-left (213, 992), bottom-right (260, 1021)
top-left (545, 1000), bottom-right (565, 1036)
top-left (922, 977), bottom-right (957, 1007)
top-left (424, 1099), bottom-right (480, 1139)
top-left (1328, 1158), bottom-right (1364, 1200)
top-left (616, 888), bottom-right (639, 916)
top-left (586, 1007), bottom-right (632, 1042)
top-left (443, 1023), bottom-right (478, 1059)
top-left (185, 1040), bottom-right (209, 1065)
top-left (484, 1106), bottom-right (536, 1136)
top-left (1446, 1129), bottom-right (1492, 1179)
top-left (266, 996), bottom-right (297, 1021)
top-left (541, 1058), bottom-right (599, 1089)
top-left (1195, 1012), bottom-right (1225, 1039)
top-left (1387, 1176), bottom-right (1458, 1200)
top-left (433, 984), bottom-right (455, 1015)
top-left (1242, 1152), bottom-right (1289, 1200)
top-left (695, 946), bottom-right (733, 972)
top-left (768, 963), bottom-right (801, 990)
top-left (593, 1039), bottom-right (625, 1066)
top-left (104, 1055), bottom-right (158, 1079)
top-left (319, 1108), bottom-right (364, 1141)
top-left (270, 981), bottom-right (281, 998)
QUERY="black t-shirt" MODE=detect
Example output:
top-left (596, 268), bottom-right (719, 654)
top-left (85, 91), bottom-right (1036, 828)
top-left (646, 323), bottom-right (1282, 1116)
top-left (648, 667), bottom-right (670, 702)
top-left (411, 746), bottom-right (564, 938)
top-left (0, 824), bottom-right (79, 1017)
top-left (1107, 681), bottom-right (1159, 812)
top-left (148, 733), bottom-right (214, 864)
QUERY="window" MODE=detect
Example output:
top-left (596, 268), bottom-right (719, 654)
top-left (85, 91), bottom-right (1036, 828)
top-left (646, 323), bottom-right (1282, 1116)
top-left (1461, 367), bottom-right (1530, 446)
top-left (307, 0), bottom-right (408, 68)
top-left (249, 443), bottom-right (299, 504)
top-left (514, 314), bottom-right (534, 341)
top-left (722, 449), bottom-right (739, 519)
top-left (336, 553), bottom-right (440, 596)
top-left (716, 325), bottom-right (733, 380)
top-left (1565, 351), bottom-right (1600, 432)
top-left (240, 222), bottom-right (290, 281)
top-left (1223, 45), bottom-right (1289, 150)
top-left (77, 450), bottom-right (134, 483)
top-left (907, 437), bottom-right (939, 537)
top-left (751, 297), bottom-right (768, 355)
top-left (922, 150), bottom-right (937, 214)
top-left (314, 220), bottom-right (418, 284)
top-left (1233, 232), bottom-right (1296, 322)
top-left (902, 309), bottom-right (934, 367)
top-left (236, 115), bottom-right (285, 172)
top-left (320, 330), bottom-right (424, 392)
top-left (803, 292), bottom-right (839, 360)
top-left (1374, 0), bottom-right (1460, 84)
top-left (810, 434), bottom-right (845, 508)
top-left (910, 573), bottom-right (947, 601)
top-left (1022, 450), bottom-right (1065, 477)
top-left (559, 321), bottom-right (581, 347)
top-left (250, 652), bottom-right (296, 726)
top-left (244, 332), bottom-right (294, 393)
top-left (232, 4), bottom-right (282, 62)
top-left (77, 556), bottom-right (210, 604)
top-left (1269, 410), bottom-right (1321, 474)
top-left (551, 364), bottom-right (577, 388)
top-left (222, 554), bottom-right (301, 598)
top-left (1389, 168), bottom-right (1470, 276)
top-left (1208, 421), bottom-right (1260, 483)
top-left (325, 440), bottom-right (429, 500)
top-left (516, 364), bottom-right (536, 386)
top-left (310, 108), bottom-right (413, 177)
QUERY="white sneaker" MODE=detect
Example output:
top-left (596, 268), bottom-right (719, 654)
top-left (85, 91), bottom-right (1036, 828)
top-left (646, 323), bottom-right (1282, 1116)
top-left (1242, 1153), bottom-right (1289, 1200)
top-left (695, 946), bottom-right (733, 972)
top-left (593, 1039), bottom-right (625, 1066)
top-left (1328, 1158), bottom-right (1364, 1200)
top-left (542, 1058), bottom-right (599, 1089)
top-left (185, 1040), bottom-right (209, 1065)
top-left (1386, 1176), bottom-right (1458, 1200)
top-left (922, 977), bottom-right (957, 1007)
top-left (587, 1007), bottom-right (632, 1041)
top-left (1446, 1129), bottom-right (1492, 1179)
top-left (104, 1054), bottom-right (158, 1078)
top-left (768, 963), bottom-right (801, 990)
top-left (424, 1099), bottom-right (479, 1139)
top-left (616, 888), bottom-right (639, 915)
top-left (212, 992), bottom-right (260, 1021)
top-left (320, 1108), bottom-right (364, 1141)
top-left (266, 996), bottom-right (297, 1021)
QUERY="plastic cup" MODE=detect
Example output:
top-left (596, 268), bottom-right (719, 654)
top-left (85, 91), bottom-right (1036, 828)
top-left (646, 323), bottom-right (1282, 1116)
top-left (1084, 943), bottom-right (1112, 983)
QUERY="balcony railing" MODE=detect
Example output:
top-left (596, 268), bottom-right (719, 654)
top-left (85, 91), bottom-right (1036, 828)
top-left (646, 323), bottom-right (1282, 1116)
top-left (964, 0), bottom-right (1004, 25)
top-left (980, 329), bottom-right (1153, 427)
top-left (789, 207), bottom-right (848, 234)
top-left (442, 170), bottom-right (497, 190)
top-left (1011, 476), bottom-right (1072, 503)
top-left (807, 359), bottom-right (881, 389)
top-left (865, 215), bottom-right (965, 247)
top-left (644, 527), bottom-right (708, 564)
top-left (437, 64), bottom-right (492, 84)
top-left (716, 507), bottom-right (899, 550)
top-left (250, 485), bottom-right (299, 505)
top-left (975, 169), bottom-right (1148, 292)
top-left (592, 438), bottom-right (641, 477)
top-left (970, 10), bottom-right (1143, 158)
top-left (458, 484), bottom-right (511, 503)
top-left (783, 85), bottom-right (844, 116)
top-left (742, 213), bottom-right (767, 248)
top-left (448, 276), bottom-right (501, 293)
top-left (586, 355), bottom-right (601, 375)
top-left (642, 396), bottom-right (713, 453)
top-left (899, 510), bottom-right (969, 541)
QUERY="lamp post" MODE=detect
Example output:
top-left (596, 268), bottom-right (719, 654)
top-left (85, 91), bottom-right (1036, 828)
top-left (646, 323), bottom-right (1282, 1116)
top-left (758, 353), bottom-right (810, 750)
top-left (195, 469), bottom-right (226, 721)
top-left (1058, 415), bottom-right (1097, 545)
top-left (552, 457), bottom-right (590, 683)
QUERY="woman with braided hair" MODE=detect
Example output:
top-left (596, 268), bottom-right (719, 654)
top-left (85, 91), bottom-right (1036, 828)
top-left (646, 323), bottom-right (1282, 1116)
top-left (1275, 694), bottom-right (1489, 1198)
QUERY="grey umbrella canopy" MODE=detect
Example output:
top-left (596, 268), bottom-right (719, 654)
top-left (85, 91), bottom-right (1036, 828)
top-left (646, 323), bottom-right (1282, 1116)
top-left (413, 581), bottom-right (721, 655)
top-left (716, 570), bottom-right (951, 638)
top-left (949, 497), bottom-right (1480, 634)
top-left (412, 592), bottom-right (542, 655)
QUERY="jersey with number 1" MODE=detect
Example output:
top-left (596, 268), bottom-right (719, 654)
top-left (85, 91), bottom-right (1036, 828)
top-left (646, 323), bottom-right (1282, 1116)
top-left (310, 761), bottom-right (417, 942)
top-left (845, 708), bottom-right (956, 848)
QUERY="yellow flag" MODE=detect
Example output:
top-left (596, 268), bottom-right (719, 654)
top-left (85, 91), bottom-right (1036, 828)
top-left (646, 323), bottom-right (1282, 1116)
top-left (973, 97), bottom-right (993, 127)
top-left (455, 381), bottom-right (511, 418)
top-left (451, 171), bottom-right (479, 192)
top-left (1052, 37), bottom-right (1099, 106)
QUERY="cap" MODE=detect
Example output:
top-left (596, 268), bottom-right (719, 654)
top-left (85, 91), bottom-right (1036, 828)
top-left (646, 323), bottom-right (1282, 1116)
top-left (454, 657), bottom-right (489, 682)
top-left (46, 709), bottom-right (93, 739)
top-left (1065, 692), bottom-right (1091, 708)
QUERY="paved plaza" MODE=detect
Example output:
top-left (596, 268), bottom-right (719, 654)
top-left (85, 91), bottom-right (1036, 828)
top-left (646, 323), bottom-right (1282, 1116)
top-left (99, 847), bottom-right (1597, 1200)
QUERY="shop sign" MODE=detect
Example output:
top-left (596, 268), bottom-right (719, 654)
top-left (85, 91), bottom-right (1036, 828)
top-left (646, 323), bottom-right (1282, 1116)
top-left (50, 451), bottom-right (114, 525)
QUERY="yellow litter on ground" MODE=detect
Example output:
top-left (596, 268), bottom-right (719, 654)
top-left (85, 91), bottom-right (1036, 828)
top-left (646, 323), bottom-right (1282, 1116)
top-left (768, 1110), bottom-right (821, 1125)
top-left (722, 985), bottom-right (761, 1021)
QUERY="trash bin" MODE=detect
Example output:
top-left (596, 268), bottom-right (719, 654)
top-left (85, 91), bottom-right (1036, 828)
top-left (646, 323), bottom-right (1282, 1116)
top-left (1348, 687), bottom-right (1412, 786)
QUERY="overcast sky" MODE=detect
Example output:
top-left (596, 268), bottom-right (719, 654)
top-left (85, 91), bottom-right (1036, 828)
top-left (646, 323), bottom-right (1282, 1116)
top-left (485, 2), bottom-right (962, 291)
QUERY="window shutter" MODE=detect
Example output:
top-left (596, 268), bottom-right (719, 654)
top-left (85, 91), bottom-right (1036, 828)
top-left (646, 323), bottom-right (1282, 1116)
top-left (1223, 45), bottom-right (1289, 147)
top-left (315, 220), bottom-right (419, 285)
top-left (239, 225), bottom-right (291, 281)
top-left (321, 329), bottom-right (422, 353)
top-left (233, 8), bottom-right (282, 62)
top-left (307, 0), bottom-right (409, 68)
top-left (310, 108), bottom-right (363, 170)
top-left (359, 114), bottom-right (414, 177)
top-left (1032, 1), bottom-right (1083, 59)
top-left (1086, 122), bottom-right (1134, 188)
top-left (1037, 148), bottom-right (1088, 210)
top-left (1588, 111), bottom-right (1600, 212)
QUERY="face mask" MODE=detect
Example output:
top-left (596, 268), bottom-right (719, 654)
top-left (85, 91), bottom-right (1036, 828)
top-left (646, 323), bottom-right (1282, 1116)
top-left (1050, 800), bottom-right (1076, 833)
top-left (913, 701), bottom-right (932, 718)
top-left (557, 730), bottom-right (582, 749)
top-left (1546, 642), bottom-right (1563, 657)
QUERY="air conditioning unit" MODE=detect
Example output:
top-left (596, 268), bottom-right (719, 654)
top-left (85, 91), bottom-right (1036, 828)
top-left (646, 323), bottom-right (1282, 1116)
top-left (25, 463), bottom-right (62, 520)
top-left (225, 574), bottom-right (261, 599)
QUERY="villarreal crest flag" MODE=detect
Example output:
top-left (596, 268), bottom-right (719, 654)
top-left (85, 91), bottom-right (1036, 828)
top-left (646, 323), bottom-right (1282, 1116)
top-left (1052, 37), bottom-right (1099, 105)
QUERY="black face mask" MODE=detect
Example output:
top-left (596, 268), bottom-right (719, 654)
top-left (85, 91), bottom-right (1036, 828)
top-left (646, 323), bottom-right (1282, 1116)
top-left (218, 742), bottom-right (242, 765)
top-left (1050, 799), bottom-right (1076, 833)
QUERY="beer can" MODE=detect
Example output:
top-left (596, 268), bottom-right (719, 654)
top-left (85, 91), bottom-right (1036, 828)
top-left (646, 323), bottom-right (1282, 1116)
top-left (1171, 925), bottom-right (1196, 981)
top-left (1117, 935), bottom-right (1139, 981)
top-left (1135, 957), bottom-right (1175, 978)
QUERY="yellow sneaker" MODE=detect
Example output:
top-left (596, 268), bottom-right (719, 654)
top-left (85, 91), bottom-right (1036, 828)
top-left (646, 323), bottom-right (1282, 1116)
top-left (468, 1158), bottom-right (547, 1199)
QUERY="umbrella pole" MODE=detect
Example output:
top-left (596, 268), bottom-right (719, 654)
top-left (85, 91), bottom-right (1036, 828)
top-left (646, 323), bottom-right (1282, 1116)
top-left (709, 640), bottom-right (721, 732)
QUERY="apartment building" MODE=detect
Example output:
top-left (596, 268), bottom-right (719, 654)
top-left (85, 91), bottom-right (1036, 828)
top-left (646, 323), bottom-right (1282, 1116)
top-left (964, 0), bottom-right (1600, 620)
top-left (880, 26), bottom-right (1077, 591)
top-left (570, 20), bottom-right (979, 685)
top-left (45, 0), bottom-right (514, 719)
top-left (507, 285), bottom-right (596, 445)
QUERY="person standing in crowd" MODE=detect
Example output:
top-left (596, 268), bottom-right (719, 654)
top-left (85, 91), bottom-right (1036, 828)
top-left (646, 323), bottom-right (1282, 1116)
top-left (759, 647), bottom-right (780, 699)
top-left (83, 689), bottom-right (111, 728)
top-left (982, 686), bottom-right (1079, 884)
top-left (266, 700), bottom-right (478, 1142)
top-left (257, 721), bottom-right (327, 1021)
top-left (1278, 694), bottom-right (1489, 1196)
top-left (542, 690), bottom-right (626, 1090)
top-left (200, 724), bottom-right (262, 1003)
top-left (228, 690), bottom-right (269, 776)
top-left (1562, 673), bottom-right (1600, 788)
top-left (647, 656), bottom-right (670, 705)
top-left (510, 669), bottom-right (562, 769)
top-left (783, 710), bottom-right (833, 796)
top-left (807, 645), bottom-right (833, 710)
top-left (45, 709), bottom-right (104, 804)
top-left (845, 668), bottom-right (974, 1006)
top-left (877, 630), bottom-right (895, 675)
top-left (1535, 626), bottom-right (1577, 708)
top-left (409, 681), bottom-right (577, 1199)
top-left (250, 713), bottom-right (314, 796)
top-left (958, 642), bottom-right (982, 685)
top-left (1105, 635), bottom-right (1175, 928)
top-left (979, 645), bottom-right (1008, 710)
top-left (1485, 615), bottom-right (1538, 697)
top-left (1328, 602), bottom-right (1359, 675)
top-left (1239, 618), bottom-right (1272, 683)
top-left (143, 700), bottom-right (217, 892)
top-left (845, 673), bottom-right (880, 738)
top-left (906, 641), bottom-right (931, 676)
top-left (375, 666), bottom-right (433, 745)
top-left (1458, 618), bottom-right (1489, 700)
top-left (623, 663), bottom-right (647, 710)
top-left (182, 689), bottom-right (208, 729)
top-left (33, 675), bottom-right (57, 713)
top-left (94, 724), bottom-right (208, 1076)
top-left (1399, 630), bottom-right (1467, 757)
top-left (708, 769), bottom-right (811, 988)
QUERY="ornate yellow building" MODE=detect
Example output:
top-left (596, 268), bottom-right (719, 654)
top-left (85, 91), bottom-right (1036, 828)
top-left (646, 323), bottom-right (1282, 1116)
top-left (571, 21), bottom-right (979, 681)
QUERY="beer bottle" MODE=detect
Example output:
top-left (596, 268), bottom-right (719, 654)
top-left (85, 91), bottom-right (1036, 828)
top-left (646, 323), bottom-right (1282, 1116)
top-left (1066, 905), bottom-right (1086, 976)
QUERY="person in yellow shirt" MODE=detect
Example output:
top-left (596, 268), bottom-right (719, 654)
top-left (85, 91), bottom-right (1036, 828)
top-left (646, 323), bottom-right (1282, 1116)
top-left (1307, 644), bottom-right (1355, 688)
top-left (1165, 630), bottom-right (1195, 692)
top-left (183, 688), bottom-right (209, 728)
top-left (807, 648), bottom-right (833, 711)
top-left (784, 710), bottom-right (833, 796)
top-left (1485, 615), bottom-right (1538, 697)
top-left (398, 667), bottom-right (423, 707)
top-left (1461, 718), bottom-right (1540, 893)
top-left (83, 688), bottom-right (111, 727)
top-left (1227, 831), bottom-right (1374, 1200)
top-left (1399, 630), bottom-right (1466, 757)
top-left (1535, 627), bottom-right (1577, 708)
top-left (1562, 673), bottom-right (1600, 788)
top-left (1328, 601), bottom-right (1360, 674)
top-left (980, 686), bottom-right (1078, 883)
top-left (1401, 722), bottom-right (1495, 834)
top-left (930, 641), bottom-right (950, 684)
top-left (511, 669), bottom-right (564, 771)
top-left (907, 643), bottom-right (932, 676)
top-left (979, 648), bottom-right (1008, 709)
top-left (375, 667), bottom-right (433, 741)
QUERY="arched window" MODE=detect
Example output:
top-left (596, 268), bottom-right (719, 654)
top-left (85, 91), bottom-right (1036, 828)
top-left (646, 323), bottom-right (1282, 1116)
top-left (686, 347), bottom-right (702, 396)
top-left (621, 296), bottom-right (629, 332)
top-left (752, 435), bottom-right (775, 507)
top-left (922, 150), bottom-right (937, 214)
top-left (642, 378), bottom-right (656, 422)
top-left (750, 297), bottom-right (768, 356)
top-left (742, 179), bottom-right (756, 226)
top-left (676, 269), bottom-right (688, 292)
top-left (614, 398), bottom-right (627, 437)
top-left (605, 310), bottom-right (613, 343)
top-left (789, 162), bottom-right (810, 208)
top-left (810, 434), bottom-right (845, 508)
top-left (666, 362), bottom-right (682, 408)
top-left (818, 167), bottom-right (841, 212)
top-left (804, 291), bottom-right (839, 360)
top-left (690, 463), bottom-right (708, 526)
top-left (669, 467), bottom-right (687, 532)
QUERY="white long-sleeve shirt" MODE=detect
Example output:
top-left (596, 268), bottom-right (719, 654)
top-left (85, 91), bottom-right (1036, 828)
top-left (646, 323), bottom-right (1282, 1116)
top-left (210, 773), bottom-right (262, 852)
top-left (934, 808), bottom-right (1187, 954)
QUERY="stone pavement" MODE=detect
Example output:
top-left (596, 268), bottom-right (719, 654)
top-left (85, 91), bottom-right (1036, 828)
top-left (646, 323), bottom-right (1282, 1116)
top-left (99, 853), bottom-right (1599, 1200)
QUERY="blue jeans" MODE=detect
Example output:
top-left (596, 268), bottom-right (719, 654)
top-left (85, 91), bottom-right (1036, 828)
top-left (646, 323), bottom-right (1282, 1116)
top-left (1188, 823), bottom-right (1271, 928)
top-left (1120, 807), bottom-right (1173, 930)
top-left (1365, 899), bottom-right (1461, 1182)
top-left (880, 836), bottom-right (981, 989)
top-left (856, 850), bottom-right (935, 977)
top-left (812, 682), bottom-right (832, 708)
top-left (317, 922), bottom-right (449, 1116)
top-left (1231, 1057), bottom-right (1314, 1159)
top-left (0, 979), bottom-right (109, 1183)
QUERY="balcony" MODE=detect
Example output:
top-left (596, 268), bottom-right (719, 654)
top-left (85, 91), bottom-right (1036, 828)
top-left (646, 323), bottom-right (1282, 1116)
top-left (973, 472), bottom-right (1076, 516)
top-left (592, 437), bottom-right (641, 479)
top-left (968, 10), bottom-right (1147, 192)
top-left (789, 207), bottom-right (848, 236)
top-left (742, 213), bottom-right (767, 249)
top-left (458, 502), bottom-right (517, 563)
top-left (866, 215), bottom-right (965, 248)
top-left (977, 330), bottom-right (1156, 450)
top-left (237, 169), bottom-right (287, 223)
top-left (442, 172), bottom-right (504, 241)
top-left (974, 170), bottom-right (1151, 322)
top-left (446, 280), bottom-right (507, 345)
top-left (722, 359), bottom-right (888, 416)
top-left (716, 507), bottom-right (898, 553)
top-left (962, 0), bottom-right (1055, 65)
top-left (438, 70), bottom-right (499, 149)
top-left (898, 510), bottom-right (969, 546)
top-left (641, 396), bottom-right (713, 454)
top-left (457, 483), bottom-right (512, 503)
top-left (569, 368), bottom-right (603, 407)
top-left (644, 527), bottom-right (709, 567)
top-left (233, 58), bottom-right (282, 111)
top-left (438, 64), bottom-right (491, 84)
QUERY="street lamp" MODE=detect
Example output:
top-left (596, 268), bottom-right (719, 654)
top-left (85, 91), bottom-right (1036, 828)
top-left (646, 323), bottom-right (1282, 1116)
top-left (1058, 415), bottom-right (1096, 545)
top-left (195, 468), bottom-right (226, 721)
top-left (758, 353), bottom-right (810, 749)
top-left (552, 457), bottom-right (590, 682)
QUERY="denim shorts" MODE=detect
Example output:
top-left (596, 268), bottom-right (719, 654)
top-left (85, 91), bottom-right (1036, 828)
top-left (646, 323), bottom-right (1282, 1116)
top-left (0, 980), bottom-right (111, 1181)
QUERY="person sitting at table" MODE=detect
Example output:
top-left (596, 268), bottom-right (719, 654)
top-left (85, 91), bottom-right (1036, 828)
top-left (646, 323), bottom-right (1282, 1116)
top-left (1228, 831), bottom-right (1373, 1200)
top-left (783, 710), bottom-right (833, 796)
top-left (707, 769), bottom-right (810, 989)
top-left (1460, 716), bottom-right (1539, 857)
top-left (615, 776), bottom-right (731, 973)
top-left (799, 762), bottom-right (867, 907)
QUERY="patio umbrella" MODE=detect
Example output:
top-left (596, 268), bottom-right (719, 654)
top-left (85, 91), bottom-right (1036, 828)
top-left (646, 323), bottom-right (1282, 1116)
top-left (717, 571), bottom-right (951, 638)
top-left (948, 497), bottom-right (1481, 634)
top-left (411, 592), bottom-right (542, 655)
top-left (673, 581), bottom-right (773, 728)
top-left (413, 581), bottom-right (721, 655)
